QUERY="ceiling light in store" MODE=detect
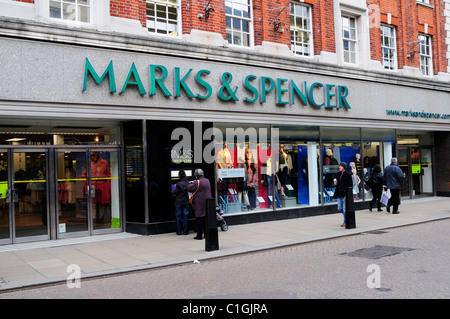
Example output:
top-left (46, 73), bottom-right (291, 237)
top-left (5, 138), bottom-right (26, 142)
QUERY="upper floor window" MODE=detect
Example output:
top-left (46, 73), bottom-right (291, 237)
top-left (417, 0), bottom-right (430, 4)
top-left (342, 15), bottom-right (357, 64)
top-left (225, 0), bottom-right (253, 47)
top-left (50, 0), bottom-right (90, 23)
top-left (290, 2), bottom-right (313, 56)
top-left (146, 0), bottom-right (180, 36)
top-left (419, 34), bottom-right (432, 76)
top-left (381, 24), bottom-right (397, 70)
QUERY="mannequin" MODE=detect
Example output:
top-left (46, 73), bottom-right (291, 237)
top-left (245, 148), bottom-right (257, 209)
top-left (278, 147), bottom-right (289, 197)
top-left (355, 153), bottom-right (362, 174)
top-left (324, 148), bottom-right (338, 188)
top-left (351, 168), bottom-right (360, 200)
top-left (217, 144), bottom-right (233, 169)
top-left (265, 158), bottom-right (282, 208)
top-left (217, 144), bottom-right (234, 200)
top-left (237, 154), bottom-right (251, 211)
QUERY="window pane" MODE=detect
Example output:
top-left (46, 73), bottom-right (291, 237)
top-left (78, 6), bottom-right (89, 23)
top-left (50, 1), bottom-right (61, 18)
top-left (63, 3), bottom-right (76, 20)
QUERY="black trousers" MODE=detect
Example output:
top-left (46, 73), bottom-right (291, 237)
top-left (387, 189), bottom-right (401, 213)
top-left (370, 188), bottom-right (382, 209)
top-left (195, 216), bottom-right (205, 238)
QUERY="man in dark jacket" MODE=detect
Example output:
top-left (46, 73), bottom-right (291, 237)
top-left (384, 157), bottom-right (406, 214)
top-left (187, 168), bottom-right (212, 240)
top-left (333, 162), bottom-right (353, 227)
top-left (173, 170), bottom-right (190, 235)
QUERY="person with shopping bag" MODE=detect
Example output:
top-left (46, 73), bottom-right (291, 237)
top-left (383, 157), bottom-right (406, 214)
top-left (368, 164), bottom-right (384, 212)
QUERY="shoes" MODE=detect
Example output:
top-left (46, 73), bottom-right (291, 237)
top-left (340, 223), bottom-right (346, 227)
top-left (386, 206), bottom-right (391, 213)
top-left (369, 207), bottom-right (372, 212)
top-left (392, 211), bottom-right (400, 214)
top-left (193, 236), bottom-right (203, 240)
top-left (377, 208), bottom-right (383, 212)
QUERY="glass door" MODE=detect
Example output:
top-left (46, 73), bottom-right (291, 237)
top-left (56, 148), bottom-right (121, 237)
top-left (398, 147), bottom-right (410, 198)
top-left (12, 150), bottom-right (49, 242)
top-left (0, 150), bottom-right (9, 244)
top-left (420, 148), bottom-right (433, 196)
top-left (90, 150), bottom-right (121, 232)
top-left (56, 150), bottom-right (89, 237)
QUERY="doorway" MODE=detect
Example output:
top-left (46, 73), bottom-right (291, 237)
top-left (0, 147), bottom-right (122, 245)
top-left (398, 146), bottom-right (434, 198)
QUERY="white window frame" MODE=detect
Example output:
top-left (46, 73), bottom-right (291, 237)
top-left (419, 34), bottom-right (433, 76)
top-left (225, 0), bottom-right (254, 47)
top-left (342, 15), bottom-right (357, 64)
top-left (289, 2), bottom-right (313, 57)
top-left (146, 0), bottom-right (181, 37)
top-left (381, 24), bottom-right (397, 71)
top-left (48, 0), bottom-right (92, 24)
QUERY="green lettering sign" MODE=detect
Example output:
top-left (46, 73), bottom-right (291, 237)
top-left (83, 58), bottom-right (116, 93)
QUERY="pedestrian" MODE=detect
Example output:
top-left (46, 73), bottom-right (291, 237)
top-left (367, 164), bottom-right (384, 212)
top-left (173, 170), bottom-right (190, 235)
top-left (187, 168), bottom-right (212, 240)
top-left (333, 162), bottom-right (353, 227)
top-left (384, 157), bottom-right (406, 214)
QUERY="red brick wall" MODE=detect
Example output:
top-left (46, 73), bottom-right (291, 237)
top-left (13, 0), bottom-right (447, 74)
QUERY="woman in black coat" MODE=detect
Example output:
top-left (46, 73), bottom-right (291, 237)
top-left (368, 164), bottom-right (384, 212)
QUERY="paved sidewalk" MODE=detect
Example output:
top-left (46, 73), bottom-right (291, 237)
top-left (0, 197), bottom-right (449, 291)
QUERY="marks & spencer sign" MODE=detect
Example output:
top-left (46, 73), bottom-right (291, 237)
top-left (82, 58), bottom-right (351, 110)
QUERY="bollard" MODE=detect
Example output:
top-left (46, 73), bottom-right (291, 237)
top-left (205, 198), bottom-right (219, 251)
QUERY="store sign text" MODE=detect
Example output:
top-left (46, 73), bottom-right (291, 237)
top-left (82, 58), bottom-right (351, 109)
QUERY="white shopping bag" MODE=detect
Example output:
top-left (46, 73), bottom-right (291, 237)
top-left (381, 189), bottom-right (390, 206)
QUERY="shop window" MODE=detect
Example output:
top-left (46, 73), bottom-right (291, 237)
top-left (290, 2), bottom-right (313, 56)
top-left (419, 34), bottom-right (432, 76)
top-left (361, 128), bottom-right (395, 201)
top-left (275, 125), bottom-right (321, 208)
top-left (381, 24), bottom-right (397, 70)
top-left (146, 0), bottom-right (180, 36)
top-left (49, 0), bottom-right (91, 23)
top-left (321, 127), bottom-right (362, 203)
top-left (215, 123), bottom-right (273, 213)
top-left (225, 0), bottom-right (253, 47)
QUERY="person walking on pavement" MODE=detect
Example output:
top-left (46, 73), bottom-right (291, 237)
top-left (187, 168), bottom-right (212, 240)
top-left (173, 170), bottom-right (190, 235)
top-left (333, 162), bottom-right (353, 227)
top-left (368, 164), bottom-right (384, 212)
top-left (384, 157), bottom-right (406, 214)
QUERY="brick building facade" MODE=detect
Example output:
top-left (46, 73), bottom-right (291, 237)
top-left (7, 0), bottom-right (449, 77)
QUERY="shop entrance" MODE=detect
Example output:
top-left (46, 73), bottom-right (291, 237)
top-left (55, 148), bottom-right (121, 238)
top-left (398, 147), bottom-right (434, 198)
top-left (0, 147), bottom-right (121, 245)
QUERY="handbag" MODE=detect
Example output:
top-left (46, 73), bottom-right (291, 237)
top-left (381, 189), bottom-right (390, 206)
top-left (189, 180), bottom-right (200, 205)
